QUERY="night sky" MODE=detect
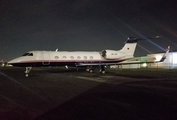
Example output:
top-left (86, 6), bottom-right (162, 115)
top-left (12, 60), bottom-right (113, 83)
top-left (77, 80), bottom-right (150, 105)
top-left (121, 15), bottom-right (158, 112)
top-left (1, 0), bottom-right (177, 60)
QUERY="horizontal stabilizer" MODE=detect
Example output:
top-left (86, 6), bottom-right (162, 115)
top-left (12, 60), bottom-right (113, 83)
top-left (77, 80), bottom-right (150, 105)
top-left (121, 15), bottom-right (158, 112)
top-left (126, 36), bottom-right (161, 43)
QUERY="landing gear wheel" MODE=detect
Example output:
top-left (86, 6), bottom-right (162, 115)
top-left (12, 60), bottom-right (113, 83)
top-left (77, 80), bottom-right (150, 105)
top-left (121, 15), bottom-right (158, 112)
top-left (89, 69), bottom-right (93, 73)
top-left (101, 71), bottom-right (105, 74)
top-left (25, 74), bottom-right (29, 77)
top-left (86, 68), bottom-right (89, 72)
top-left (24, 67), bottom-right (32, 77)
top-left (100, 65), bottom-right (106, 74)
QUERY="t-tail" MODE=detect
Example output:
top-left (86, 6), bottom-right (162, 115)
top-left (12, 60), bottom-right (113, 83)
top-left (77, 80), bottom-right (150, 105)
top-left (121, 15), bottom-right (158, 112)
top-left (120, 37), bottom-right (139, 58)
top-left (120, 36), bottom-right (161, 58)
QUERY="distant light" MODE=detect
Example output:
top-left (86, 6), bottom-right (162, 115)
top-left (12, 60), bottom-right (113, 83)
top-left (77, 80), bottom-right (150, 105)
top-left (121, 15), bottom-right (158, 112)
top-left (166, 46), bottom-right (170, 50)
top-left (155, 55), bottom-right (162, 61)
top-left (142, 63), bottom-right (147, 67)
top-left (173, 53), bottom-right (177, 64)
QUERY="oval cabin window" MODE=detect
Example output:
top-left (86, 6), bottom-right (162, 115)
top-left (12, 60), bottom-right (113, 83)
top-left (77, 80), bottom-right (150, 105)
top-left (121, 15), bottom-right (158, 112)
top-left (70, 56), bottom-right (74, 59)
top-left (54, 56), bottom-right (59, 59)
top-left (77, 56), bottom-right (81, 59)
top-left (90, 56), bottom-right (93, 59)
top-left (84, 56), bottom-right (87, 59)
top-left (63, 56), bottom-right (67, 59)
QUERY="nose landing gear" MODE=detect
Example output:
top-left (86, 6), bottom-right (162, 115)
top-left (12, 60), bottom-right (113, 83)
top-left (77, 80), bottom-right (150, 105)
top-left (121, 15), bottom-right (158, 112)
top-left (25, 67), bottom-right (32, 77)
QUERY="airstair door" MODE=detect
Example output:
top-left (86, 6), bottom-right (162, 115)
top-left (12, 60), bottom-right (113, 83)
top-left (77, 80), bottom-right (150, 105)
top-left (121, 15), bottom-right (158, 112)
top-left (42, 52), bottom-right (50, 65)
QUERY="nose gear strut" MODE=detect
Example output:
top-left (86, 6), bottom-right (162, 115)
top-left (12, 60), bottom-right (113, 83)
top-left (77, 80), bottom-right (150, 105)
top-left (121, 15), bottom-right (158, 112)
top-left (25, 67), bottom-right (32, 77)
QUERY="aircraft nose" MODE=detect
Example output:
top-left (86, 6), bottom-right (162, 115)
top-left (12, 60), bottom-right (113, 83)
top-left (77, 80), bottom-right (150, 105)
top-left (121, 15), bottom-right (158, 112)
top-left (8, 58), bottom-right (23, 67)
top-left (8, 59), bottom-right (16, 64)
top-left (8, 58), bottom-right (20, 64)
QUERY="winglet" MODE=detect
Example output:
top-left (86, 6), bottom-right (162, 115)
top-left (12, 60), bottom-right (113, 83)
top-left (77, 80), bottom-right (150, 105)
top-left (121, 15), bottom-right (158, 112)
top-left (159, 46), bottom-right (170, 62)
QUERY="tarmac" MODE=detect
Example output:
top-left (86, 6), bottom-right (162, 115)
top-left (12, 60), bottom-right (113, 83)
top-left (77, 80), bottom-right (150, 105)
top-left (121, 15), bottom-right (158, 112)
top-left (0, 67), bottom-right (177, 120)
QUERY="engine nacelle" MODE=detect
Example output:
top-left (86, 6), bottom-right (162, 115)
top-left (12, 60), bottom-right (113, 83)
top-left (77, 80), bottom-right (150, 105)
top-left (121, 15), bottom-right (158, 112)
top-left (101, 50), bottom-right (125, 59)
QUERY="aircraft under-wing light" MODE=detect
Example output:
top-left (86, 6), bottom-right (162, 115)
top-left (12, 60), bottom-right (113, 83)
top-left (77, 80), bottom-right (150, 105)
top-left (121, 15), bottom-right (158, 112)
top-left (8, 36), bottom-right (169, 77)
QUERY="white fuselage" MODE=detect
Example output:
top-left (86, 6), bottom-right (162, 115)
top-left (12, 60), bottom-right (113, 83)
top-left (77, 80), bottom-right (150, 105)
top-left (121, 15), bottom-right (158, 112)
top-left (8, 50), bottom-right (132, 67)
top-left (8, 39), bottom-right (138, 67)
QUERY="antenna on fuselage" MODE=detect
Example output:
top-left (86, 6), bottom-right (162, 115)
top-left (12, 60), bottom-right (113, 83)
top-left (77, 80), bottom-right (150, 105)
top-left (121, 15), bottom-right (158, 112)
top-left (55, 48), bottom-right (58, 52)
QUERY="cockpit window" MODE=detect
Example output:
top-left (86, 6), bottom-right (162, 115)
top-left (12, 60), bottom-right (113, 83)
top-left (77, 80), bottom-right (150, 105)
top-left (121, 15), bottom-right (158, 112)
top-left (22, 53), bottom-right (29, 56)
top-left (22, 53), bottom-right (33, 56)
top-left (28, 53), bottom-right (33, 56)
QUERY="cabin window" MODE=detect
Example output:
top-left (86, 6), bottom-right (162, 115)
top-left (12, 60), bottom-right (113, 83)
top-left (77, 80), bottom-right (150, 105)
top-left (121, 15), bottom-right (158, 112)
top-left (63, 56), bottom-right (67, 59)
top-left (90, 56), bottom-right (93, 59)
top-left (54, 56), bottom-right (59, 59)
top-left (77, 56), bottom-right (81, 59)
top-left (84, 56), bottom-right (87, 59)
top-left (70, 56), bottom-right (74, 59)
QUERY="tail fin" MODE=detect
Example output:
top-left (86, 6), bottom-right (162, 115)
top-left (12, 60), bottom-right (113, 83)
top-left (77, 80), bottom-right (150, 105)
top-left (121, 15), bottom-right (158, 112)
top-left (120, 37), bottom-right (138, 57)
top-left (120, 36), bottom-right (161, 57)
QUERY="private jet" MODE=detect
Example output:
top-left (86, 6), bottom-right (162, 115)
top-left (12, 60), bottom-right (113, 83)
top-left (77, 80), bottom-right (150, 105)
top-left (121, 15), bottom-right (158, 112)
top-left (8, 36), bottom-right (169, 77)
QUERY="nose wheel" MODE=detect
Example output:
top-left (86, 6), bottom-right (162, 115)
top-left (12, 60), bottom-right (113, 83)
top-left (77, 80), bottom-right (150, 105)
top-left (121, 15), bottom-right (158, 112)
top-left (25, 67), bottom-right (32, 77)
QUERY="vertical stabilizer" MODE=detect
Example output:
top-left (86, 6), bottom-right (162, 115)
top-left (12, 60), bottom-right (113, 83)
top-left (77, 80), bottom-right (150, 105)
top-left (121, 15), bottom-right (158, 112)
top-left (120, 37), bottom-right (138, 57)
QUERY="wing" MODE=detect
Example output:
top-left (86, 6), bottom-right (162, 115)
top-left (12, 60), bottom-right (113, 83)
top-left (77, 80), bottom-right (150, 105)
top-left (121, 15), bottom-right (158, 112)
top-left (76, 46), bottom-right (170, 66)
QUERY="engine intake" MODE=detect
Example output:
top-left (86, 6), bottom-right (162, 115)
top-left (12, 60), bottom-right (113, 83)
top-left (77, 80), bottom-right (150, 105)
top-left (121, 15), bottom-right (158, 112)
top-left (101, 50), bottom-right (125, 59)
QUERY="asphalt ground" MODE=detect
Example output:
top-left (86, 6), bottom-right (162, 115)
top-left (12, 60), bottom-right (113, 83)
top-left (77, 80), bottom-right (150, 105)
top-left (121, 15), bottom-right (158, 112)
top-left (0, 67), bottom-right (177, 120)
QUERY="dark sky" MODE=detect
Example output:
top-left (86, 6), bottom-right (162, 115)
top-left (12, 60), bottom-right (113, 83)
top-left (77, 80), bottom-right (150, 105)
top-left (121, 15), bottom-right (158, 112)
top-left (1, 0), bottom-right (177, 60)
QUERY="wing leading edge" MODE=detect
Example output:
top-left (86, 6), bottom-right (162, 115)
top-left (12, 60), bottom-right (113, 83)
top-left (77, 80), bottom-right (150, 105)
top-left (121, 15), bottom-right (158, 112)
top-left (77, 46), bottom-right (170, 66)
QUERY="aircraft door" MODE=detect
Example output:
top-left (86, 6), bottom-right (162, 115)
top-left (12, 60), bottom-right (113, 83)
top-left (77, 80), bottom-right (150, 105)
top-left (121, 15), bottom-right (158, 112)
top-left (42, 52), bottom-right (50, 65)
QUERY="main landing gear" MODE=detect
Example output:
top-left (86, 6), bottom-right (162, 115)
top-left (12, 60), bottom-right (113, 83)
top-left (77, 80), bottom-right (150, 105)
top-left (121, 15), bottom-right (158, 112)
top-left (25, 67), bottom-right (32, 77)
top-left (99, 65), bottom-right (105, 74)
top-left (86, 66), bottom-right (93, 73)
top-left (100, 65), bottom-right (105, 74)
top-left (86, 65), bottom-right (106, 74)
